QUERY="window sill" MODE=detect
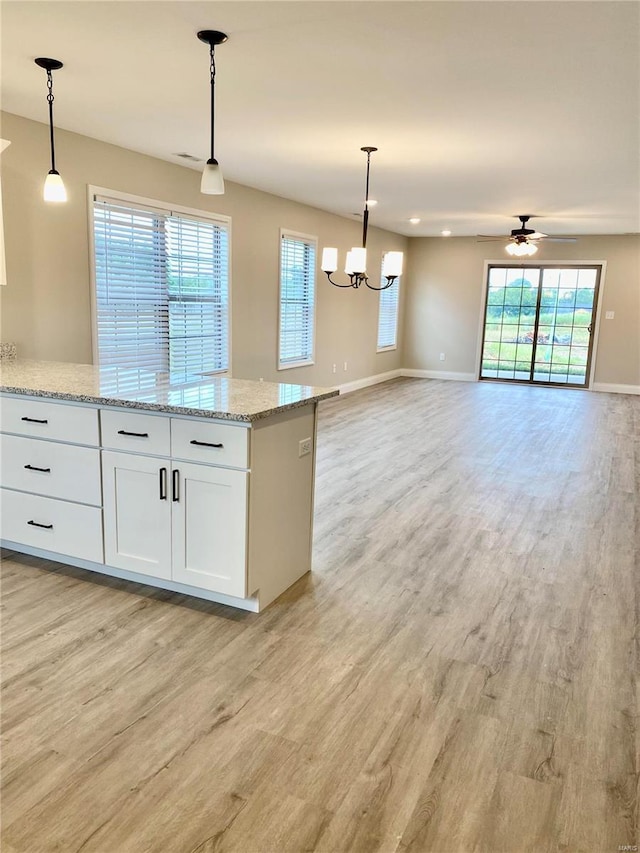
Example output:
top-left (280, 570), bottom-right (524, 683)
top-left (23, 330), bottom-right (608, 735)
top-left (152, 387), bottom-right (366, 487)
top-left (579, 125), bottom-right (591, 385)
top-left (277, 360), bottom-right (314, 371)
top-left (376, 345), bottom-right (397, 354)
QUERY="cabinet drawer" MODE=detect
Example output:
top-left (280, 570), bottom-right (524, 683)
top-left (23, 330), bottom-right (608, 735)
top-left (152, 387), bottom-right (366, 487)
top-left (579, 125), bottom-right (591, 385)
top-left (0, 434), bottom-right (101, 506)
top-left (0, 396), bottom-right (99, 446)
top-left (1, 488), bottom-right (104, 563)
top-left (101, 409), bottom-right (170, 457)
top-left (171, 418), bottom-right (249, 469)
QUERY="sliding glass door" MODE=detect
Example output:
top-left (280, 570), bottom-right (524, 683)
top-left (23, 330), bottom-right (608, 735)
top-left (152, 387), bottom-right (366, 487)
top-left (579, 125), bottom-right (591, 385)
top-left (480, 265), bottom-right (601, 387)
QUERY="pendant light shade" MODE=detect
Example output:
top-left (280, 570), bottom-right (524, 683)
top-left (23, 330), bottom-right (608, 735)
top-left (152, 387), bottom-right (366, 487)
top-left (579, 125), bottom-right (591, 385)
top-left (198, 30), bottom-right (228, 195)
top-left (35, 57), bottom-right (66, 204)
top-left (43, 170), bottom-right (67, 203)
top-left (201, 159), bottom-right (225, 195)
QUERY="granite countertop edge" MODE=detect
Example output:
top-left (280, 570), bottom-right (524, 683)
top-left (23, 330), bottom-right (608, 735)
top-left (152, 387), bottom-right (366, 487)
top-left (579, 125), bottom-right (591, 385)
top-left (0, 384), bottom-right (340, 422)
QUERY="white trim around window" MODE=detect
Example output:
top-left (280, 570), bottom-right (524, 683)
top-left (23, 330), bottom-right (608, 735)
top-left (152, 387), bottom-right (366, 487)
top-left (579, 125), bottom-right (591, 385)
top-left (88, 186), bottom-right (232, 377)
top-left (277, 228), bottom-right (317, 370)
top-left (376, 255), bottom-right (401, 352)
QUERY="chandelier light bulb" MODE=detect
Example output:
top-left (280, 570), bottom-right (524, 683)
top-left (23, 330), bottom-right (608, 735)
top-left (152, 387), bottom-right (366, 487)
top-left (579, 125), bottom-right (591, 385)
top-left (350, 247), bottom-right (367, 273)
top-left (382, 251), bottom-right (403, 278)
top-left (321, 247), bottom-right (338, 273)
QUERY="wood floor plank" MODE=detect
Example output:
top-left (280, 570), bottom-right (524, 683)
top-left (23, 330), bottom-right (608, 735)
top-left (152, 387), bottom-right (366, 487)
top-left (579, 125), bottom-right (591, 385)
top-left (1, 378), bottom-right (638, 852)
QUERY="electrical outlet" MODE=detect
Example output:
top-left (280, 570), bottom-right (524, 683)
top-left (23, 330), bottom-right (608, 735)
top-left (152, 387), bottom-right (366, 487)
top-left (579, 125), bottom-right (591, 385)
top-left (299, 437), bottom-right (312, 457)
top-left (439, 352), bottom-right (446, 361)
top-left (332, 363), bottom-right (337, 374)
top-left (343, 361), bottom-right (348, 371)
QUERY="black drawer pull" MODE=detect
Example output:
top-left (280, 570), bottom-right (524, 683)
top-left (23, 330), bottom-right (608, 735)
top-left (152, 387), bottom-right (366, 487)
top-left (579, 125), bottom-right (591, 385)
top-left (24, 464), bottom-right (51, 473)
top-left (117, 429), bottom-right (150, 438)
top-left (21, 416), bottom-right (48, 424)
top-left (190, 439), bottom-right (223, 449)
top-left (159, 467), bottom-right (167, 500)
top-left (172, 469), bottom-right (180, 502)
top-left (27, 520), bottom-right (53, 530)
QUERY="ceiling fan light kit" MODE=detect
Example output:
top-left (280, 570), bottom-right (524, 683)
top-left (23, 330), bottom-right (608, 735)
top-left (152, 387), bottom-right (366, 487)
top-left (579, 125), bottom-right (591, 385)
top-left (477, 215), bottom-right (577, 256)
top-left (321, 147), bottom-right (403, 291)
top-left (506, 241), bottom-right (538, 257)
top-left (35, 57), bottom-right (67, 203)
top-left (198, 30), bottom-right (227, 195)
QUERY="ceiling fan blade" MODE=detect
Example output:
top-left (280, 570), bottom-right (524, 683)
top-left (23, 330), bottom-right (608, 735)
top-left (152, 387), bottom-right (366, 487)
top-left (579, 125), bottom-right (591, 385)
top-left (543, 237), bottom-right (578, 242)
top-left (529, 232), bottom-right (547, 239)
top-left (476, 235), bottom-right (505, 239)
top-left (476, 238), bottom-right (504, 242)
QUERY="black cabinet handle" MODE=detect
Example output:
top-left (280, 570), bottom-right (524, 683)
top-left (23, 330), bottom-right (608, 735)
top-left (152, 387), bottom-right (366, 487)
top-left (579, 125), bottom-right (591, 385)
top-left (172, 469), bottom-right (180, 502)
top-left (27, 520), bottom-right (53, 530)
top-left (159, 467), bottom-right (167, 500)
top-left (190, 439), bottom-right (223, 448)
top-left (21, 416), bottom-right (48, 424)
top-left (117, 429), bottom-right (149, 438)
top-left (24, 464), bottom-right (51, 473)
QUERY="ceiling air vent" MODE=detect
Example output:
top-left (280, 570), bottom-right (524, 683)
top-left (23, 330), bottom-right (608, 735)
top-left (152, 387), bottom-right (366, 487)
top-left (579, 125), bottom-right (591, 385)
top-left (174, 152), bottom-right (202, 162)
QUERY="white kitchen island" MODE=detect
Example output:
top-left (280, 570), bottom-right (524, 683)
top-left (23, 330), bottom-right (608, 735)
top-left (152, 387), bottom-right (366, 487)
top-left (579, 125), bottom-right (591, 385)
top-left (0, 360), bottom-right (338, 611)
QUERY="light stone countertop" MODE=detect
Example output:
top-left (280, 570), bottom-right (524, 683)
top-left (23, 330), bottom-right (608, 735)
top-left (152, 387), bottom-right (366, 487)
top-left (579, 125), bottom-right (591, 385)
top-left (0, 360), bottom-right (339, 422)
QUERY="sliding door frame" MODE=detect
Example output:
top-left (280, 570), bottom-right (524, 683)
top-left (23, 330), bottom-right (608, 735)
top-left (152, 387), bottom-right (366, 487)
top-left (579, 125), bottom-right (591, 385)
top-left (475, 260), bottom-right (608, 390)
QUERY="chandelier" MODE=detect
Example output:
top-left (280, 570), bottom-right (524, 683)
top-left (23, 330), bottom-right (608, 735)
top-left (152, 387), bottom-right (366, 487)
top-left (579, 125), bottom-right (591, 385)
top-left (321, 147), bottom-right (403, 290)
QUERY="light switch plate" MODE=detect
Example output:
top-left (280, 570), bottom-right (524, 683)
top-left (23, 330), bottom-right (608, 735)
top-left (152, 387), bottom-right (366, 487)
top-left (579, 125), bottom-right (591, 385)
top-left (605, 311), bottom-right (615, 319)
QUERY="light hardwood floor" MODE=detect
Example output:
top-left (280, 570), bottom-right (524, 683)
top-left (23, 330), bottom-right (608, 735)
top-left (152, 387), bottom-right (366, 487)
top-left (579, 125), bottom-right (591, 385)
top-left (1, 378), bottom-right (638, 852)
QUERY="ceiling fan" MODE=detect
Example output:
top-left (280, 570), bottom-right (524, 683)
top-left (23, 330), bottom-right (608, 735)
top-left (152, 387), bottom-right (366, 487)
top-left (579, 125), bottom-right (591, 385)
top-left (478, 215), bottom-right (577, 256)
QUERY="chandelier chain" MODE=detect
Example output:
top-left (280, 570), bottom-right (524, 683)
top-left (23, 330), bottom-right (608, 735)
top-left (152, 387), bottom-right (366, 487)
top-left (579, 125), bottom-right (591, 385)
top-left (46, 69), bottom-right (54, 105)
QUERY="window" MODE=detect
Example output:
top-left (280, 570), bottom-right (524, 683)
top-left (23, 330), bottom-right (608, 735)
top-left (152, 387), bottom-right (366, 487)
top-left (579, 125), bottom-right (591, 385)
top-left (91, 191), bottom-right (230, 380)
top-left (278, 230), bottom-right (316, 369)
top-left (377, 257), bottom-right (400, 351)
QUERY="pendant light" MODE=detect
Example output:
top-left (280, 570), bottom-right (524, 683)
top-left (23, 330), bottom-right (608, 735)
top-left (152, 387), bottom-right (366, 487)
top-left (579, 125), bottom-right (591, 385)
top-left (198, 30), bottom-right (227, 195)
top-left (321, 147), bottom-right (403, 290)
top-left (35, 57), bottom-right (67, 203)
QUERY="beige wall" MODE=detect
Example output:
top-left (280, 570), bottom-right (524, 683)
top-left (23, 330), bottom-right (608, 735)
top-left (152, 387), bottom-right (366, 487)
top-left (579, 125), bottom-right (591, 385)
top-left (0, 111), bottom-right (407, 386)
top-left (3, 110), bottom-right (638, 391)
top-left (404, 235), bottom-right (640, 388)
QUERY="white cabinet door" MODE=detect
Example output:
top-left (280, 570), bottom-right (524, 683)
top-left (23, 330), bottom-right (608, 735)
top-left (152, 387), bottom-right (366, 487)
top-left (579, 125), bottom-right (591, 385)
top-left (171, 462), bottom-right (247, 597)
top-left (102, 450), bottom-right (172, 579)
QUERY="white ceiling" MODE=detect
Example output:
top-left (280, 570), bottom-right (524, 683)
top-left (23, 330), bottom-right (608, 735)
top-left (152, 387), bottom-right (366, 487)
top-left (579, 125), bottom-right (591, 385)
top-left (2, 1), bottom-right (639, 237)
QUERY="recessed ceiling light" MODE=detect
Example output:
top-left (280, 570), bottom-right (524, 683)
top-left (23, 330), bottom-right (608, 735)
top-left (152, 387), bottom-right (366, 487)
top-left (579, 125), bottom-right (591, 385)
top-left (409, 217), bottom-right (421, 225)
top-left (441, 229), bottom-right (452, 237)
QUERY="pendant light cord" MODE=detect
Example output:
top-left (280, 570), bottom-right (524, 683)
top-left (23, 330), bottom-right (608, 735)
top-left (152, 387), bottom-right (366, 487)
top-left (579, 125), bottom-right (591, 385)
top-left (209, 45), bottom-right (216, 162)
top-left (46, 68), bottom-right (56, 172)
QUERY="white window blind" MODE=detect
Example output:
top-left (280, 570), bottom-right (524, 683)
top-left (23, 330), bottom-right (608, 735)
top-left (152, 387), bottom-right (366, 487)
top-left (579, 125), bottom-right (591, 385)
top-left (377, 260), bottom-right (400, 351)
top-left (93, 194), bottom-right (229, 380)
top-left (279, 231), bottom-right (316, 368)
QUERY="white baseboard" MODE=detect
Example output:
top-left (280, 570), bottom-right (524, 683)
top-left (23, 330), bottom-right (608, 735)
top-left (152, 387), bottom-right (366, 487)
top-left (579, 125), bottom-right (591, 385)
top-left (337, 369), bottom-right (404, 395)
top-left (336, 371), bottom-right (639, 396)
top-left (591, 382), bottom-right (640, 395)
top-left (402, 368), bottom-right (477, 382)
